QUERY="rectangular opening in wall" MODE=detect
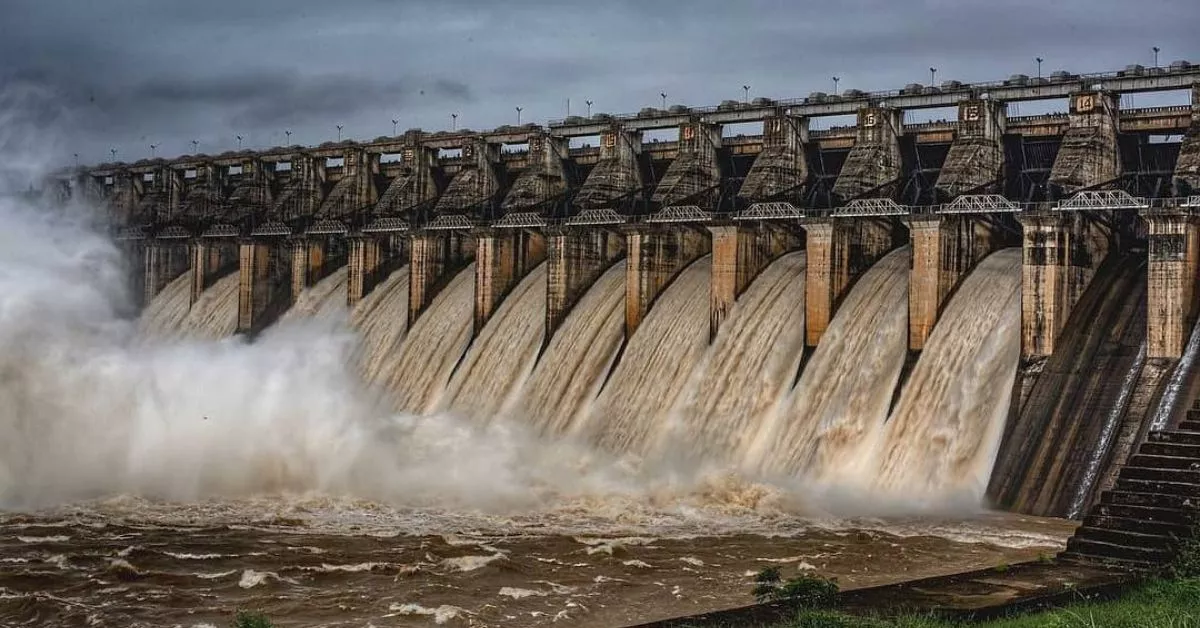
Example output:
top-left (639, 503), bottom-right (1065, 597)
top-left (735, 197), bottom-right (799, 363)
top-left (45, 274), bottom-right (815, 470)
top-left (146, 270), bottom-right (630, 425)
top-left (275, 161), bottom-right (292, 172)
top-left (502, 142), bottom-right (529, 154)
top-left (642, 128), bottom-right (676, 144)
top-left (380, 153), bottom-right (403, 164)
top-left (438, 147), bottom-right (463, 159)
top-left (227, 165), bottom-right (243, 176)
top-left (904, 106), bottom-right (958, 125)
top-left (721, 121), bottom-right (761, 139)
top-left (1121, 89), bottom-right (1193, 109)
top-left (569, 135), bottom-right (600, 149)
top-left (325, 157), bottom-right (345, 168)
top-left (141, 173), bottom-right (155, 182)
top-left (808, 113), bottom-right (856, 132)
top-left (1007, 98), bottom-right (1068, 117)
top-left (184, 169), bottom-right (197, 179)
top-left (103, 176), bottom-right (114, 185)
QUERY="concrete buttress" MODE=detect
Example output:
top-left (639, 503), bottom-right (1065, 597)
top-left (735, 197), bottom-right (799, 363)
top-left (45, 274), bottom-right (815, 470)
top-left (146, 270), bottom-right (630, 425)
top-left (376, 143), bottom-right (439, 215)
top-left (832, 107), bottom-right (903, 201)
top-left (1049, 92), bottom-right (1120, 194)
top-left (189, 238), bottom-right (236, 305)
top-left (1143, 209), bottom-right (1200, 359)
top-left (708, 223), bottom-right (801, 340)
top-left (408, 230), bottom-right (475, 327)
top-left (473, 228), bottom-right (546, 336)
top-left (738, 113), bottom-right (809, 201)
top-left (502, 133), bottom-right (568, 210)
top-left (652, 121), bottom-right (722, 207)
top-left (936, 100), bottom-right (1007, 198)
top-left (237, 239), bottom-right (293, 335)
top-left (624, 226), bottom-right (710, 339)
top-left (574, 125), bottom-right (643, 209)
top-left (803, 217), bottom-right (902, 347)
top-left (289, 238), bottom-right (327, 303)
top-left (544, 227), bottom-right (625, 346)
top-left (317, 148), bottom-right (376, 219)
top-left (435, 138), bottom-right (500, 213)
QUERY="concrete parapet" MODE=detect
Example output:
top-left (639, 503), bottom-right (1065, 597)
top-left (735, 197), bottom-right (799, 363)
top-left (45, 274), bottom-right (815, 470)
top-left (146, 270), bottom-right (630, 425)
top-left (1049, 92), bottom-right (1120, 194)
top-left (1143, 210), bottom-right (1200, 358)
top-left (544, 227), bottom-right (626, 344)
top-left (376, 145), bottom-right (439, 214)
top-left (188, 239), bottom-right (237, 305)
top-left (708, 223), bottom-right (801, 340)
top-left (906, 214), bottom-right (1004, 351)
top-left (1019, 211), bottom-right (1112, 357)
top-left (473, 228), bottom-right (547, 335)
top-left (408, 230), bottom-right (476, 326)
top-left (236, 239), bottom-right (293, 335)
top-left (502, 133), bottom-right (568, 210)
top-left (434, 138), bottom-right (500, 213)
top-left (832, 107), bottom-right (903, 201)
top-left (652, 122), bottom-right (722, 207)
top-left (738, 113), bottom-right (809, 200)
top-left (935, 100), bottom-right (1007, 198)
top-left (804, 217), bottom-right (903, 347)
top-left (574, 125), bottom-right (643, 209)
top-left (624, 226), bottom-right (711, 339)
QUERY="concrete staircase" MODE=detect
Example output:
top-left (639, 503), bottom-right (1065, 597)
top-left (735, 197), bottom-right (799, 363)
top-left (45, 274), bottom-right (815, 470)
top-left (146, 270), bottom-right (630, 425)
top-left (1061, 402), bottom-right (1200, 569)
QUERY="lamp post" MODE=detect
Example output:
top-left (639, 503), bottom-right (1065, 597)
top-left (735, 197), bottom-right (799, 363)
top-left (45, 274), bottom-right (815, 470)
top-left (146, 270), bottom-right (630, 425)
top-left (149, 144), bottom-right (157, 158)
top-left (1153, 46), bottom-right (1160, 67)
top-left (832, 76), bottom-right (839, 95)
top-left (930, 67), bottom-right (937, 85)
top-left (236, 135), bottom-right (243, 150)
top-left (73, 153), bottom-right (79, 168)
top-left (110, 148), bottom-right (117, 162)
top-left (1036, 57), bottom-right (1044, 78)
top-left (451, 113), bottom-right (457, 131)
top-left (191, 140), bottom-right (198, 154)
top-left (566, 98), bottom-right (570, 117)
top-left (516, 106), bottom-right (522, 124)
top-left (742, 85), bottom-right (750, 103)
top-left (336, 125), bottom-right (343, 141)
top-left (660, 92), bottom-right (667, 109)
top-left (284, 130), bottom-right (292, 145)
top-left (586, 100), bottom-right (593, 117)
top-left (392, 119), bottom-right (398, 135)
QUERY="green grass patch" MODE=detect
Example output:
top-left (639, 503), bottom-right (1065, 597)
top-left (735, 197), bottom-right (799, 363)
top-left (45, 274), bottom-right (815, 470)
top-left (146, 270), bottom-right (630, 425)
top-left (232, 610), bottom-right (274, 628)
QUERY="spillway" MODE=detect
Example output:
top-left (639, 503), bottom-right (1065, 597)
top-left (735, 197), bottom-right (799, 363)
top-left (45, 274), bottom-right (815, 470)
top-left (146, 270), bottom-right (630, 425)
top-left (151, 272), bottom-right (238, 341)
top-left (872, 248), bottom-right (1022, 502)
top-left (136, 272), bottom-right (192, 339)
top-left (582, 257), bottom-right (712, 456)
top-left (674, 252), bottom-right (808, 465)
top-left (751, 247), bottom-right (909, 478)
top-left (280, 266), bottom-right (349, 322)
top-left (350, 267), bottom-right (411, 388)
top-left (441, 264), bottom-right (548, 420)
top-left (512, 261), bottom-right (626, 438)
top-left (373, 263), bottom-right (475, 413)
top-left (987, 253), bottom-right (1149, 517)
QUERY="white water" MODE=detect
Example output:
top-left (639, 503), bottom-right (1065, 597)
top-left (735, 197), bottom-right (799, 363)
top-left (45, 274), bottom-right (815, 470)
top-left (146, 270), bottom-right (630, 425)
top-left (349, 266), bottom-right (410, 388)
top-left (750, 247), bottom-right (910, 478)
top-left (136, 272), bottom-right (192, 339)
top-left (280, 266), bottom-right (348, 322)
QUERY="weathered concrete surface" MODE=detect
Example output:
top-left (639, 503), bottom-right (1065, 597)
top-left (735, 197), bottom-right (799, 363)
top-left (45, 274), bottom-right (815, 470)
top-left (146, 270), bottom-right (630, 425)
top-left (1173, 85), bottom-right (1200, 194)
top-left (236, 239), bottom-right (292, 335)
top-left (473, 228), bottom-right (546, 335)
top-left (832, 107), bottom-right (903, 201)
top-left (225, 160), bottom-right (271, 214)
top-left (188, 239), bottom-right (237, 305)
top-left (907, 214), bottom-right (1005, 351)
top-left (1049, 91), bottom-right (1120, 194)
top-left (502, 133), bottom-right (568, 210)
top-left (408, 231), bottom-right (475, 326)
top-left (347, 236), bottom-right (381, 308)
top-left (434, 137), bottom-right (500, 213)
top-left (803, 217), bottom-right (902, 347)
top-left (935, 100), bottom-right (1007, 198)
top-left (271, 155), bottom-right (323, 221)
top-left (317, 149), bottom-right (376, 219)
top-left (1143, 210), bottom-right (1200, 358)
top-left (707, 223), bottom-right (801, 340)
top-left (574, 125), bottom-right (643, 209)
top-left (652, 122), bottom-right (722, 207)
top-left (376, 145), bottom-right (439, 214)
top-left (1019, 211), bottom-right (1112, 357)
top-left (738, 113), bottom-right (809, 200)
top-left (624, 226), bottom-right (710, 339)
top-left (545, 227), bottom-right (626, 344)
top-left (142, 241), bottom-right (189, 305)
top-left (288, 238), bottom-right (327, 303)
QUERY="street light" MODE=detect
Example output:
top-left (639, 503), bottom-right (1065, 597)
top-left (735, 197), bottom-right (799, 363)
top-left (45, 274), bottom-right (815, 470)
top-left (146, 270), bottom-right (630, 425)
top-left (832, 76), bottom-right (839, 95)
top-left (191, 140), bottom-right (198, 154)
top-left (1153, 46), bottom-right (1160, 67)
top-left (930, 67), bottom-right (937, 85)
top-left (743, 85), bottom-right (750, 103)
top-left (516, 106), bottom-right (522, 124)
top-left (336, 125), bottom-right (343, 141)
top-left (566, 98), bottom-right (570, 117)
top-left (110, 148), bottom-right (117, 162)
top-left (451, 113), bottom-right (458, 131)
top-left (73, 153), bottom-right (79, 168)
top-left (660, 92), bottom-right (667, 109)
top-left (149, 144), bottom-right (157, 158)
top-left (284, 130), bottom-right (292, 145)
top-left (392, 119), bottom-right (398, 135)
top-left (1036, 57), bottom-right (1044, 78)
top-left (585, 100), bottom-right (593, 117)
top-left (236, 135), bottom-right (243, 150)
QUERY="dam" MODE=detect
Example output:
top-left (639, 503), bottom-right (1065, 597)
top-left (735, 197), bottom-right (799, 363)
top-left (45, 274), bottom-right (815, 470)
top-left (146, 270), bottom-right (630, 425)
top-left (37, 63), bottom-right (1200, 576)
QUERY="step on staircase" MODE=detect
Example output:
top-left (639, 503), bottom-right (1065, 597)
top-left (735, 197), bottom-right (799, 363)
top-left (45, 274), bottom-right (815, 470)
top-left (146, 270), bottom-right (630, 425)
top-left (1060, 401), bottom-right (1200, 569)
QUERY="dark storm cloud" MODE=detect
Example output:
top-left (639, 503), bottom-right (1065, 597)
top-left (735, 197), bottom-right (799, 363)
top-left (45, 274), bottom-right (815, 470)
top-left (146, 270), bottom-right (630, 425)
top-left (1, 0), bottom-right (1196, 166)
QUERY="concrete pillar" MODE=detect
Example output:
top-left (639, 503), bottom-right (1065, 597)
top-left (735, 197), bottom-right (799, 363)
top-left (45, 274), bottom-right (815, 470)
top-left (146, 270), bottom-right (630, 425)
top-left (376, 143), bottom-right (439, 215)
top-left (1173, 85), bottom-right (1200, 194)
top-left (804, 217), bottom-right (901, 347)
top-left (545, 227), bottom-right (626, 344)
top-left (408, 231), bottom-right (474, 327)
top-left (936, 100), bottom-right (1007, 198)
top-left (347, 236), bottom-right (382, 308)
top-left (473, 228), bottom-right (546, 335)
top-left (832, 107), bottom-right (903, 201)
top-left (624, 226), bottom-right (710, 339)
top-left (1019, 211), bottom-right (1111, 357)
top-left (738, 113), bottom-right (809, 201)
top-left (289, 238), bottom-right (326, 302)
top-left (1049, 91), bottom-right (1120, 195)
top-left (708, 223), bottom-right (800, 340)
top-left (237, 240), bottom-right (270, 335)
top-left (1143, 210), bottom-right (1200, 359)
top-left (502, 133), bottom-right (568, 210)
top-left (434, 137), bottom-right (500, 213)
top-left (143, 241), bottom-right (184, 306)
top-left (317, 149), bottom-right (374, 218)
top-left (189, 239), bottom-right (237, 305)
top-left (652, 121), bottom-right (722, 207)
top-left (906, 215), bottom-right (1002, 351)
top-left (574, 125), bottom-right (644, 209)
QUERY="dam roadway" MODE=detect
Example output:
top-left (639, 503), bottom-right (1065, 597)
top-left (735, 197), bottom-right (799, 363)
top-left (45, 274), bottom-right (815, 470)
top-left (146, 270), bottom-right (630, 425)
top-left (56, 65), bottom-right (1200, 526)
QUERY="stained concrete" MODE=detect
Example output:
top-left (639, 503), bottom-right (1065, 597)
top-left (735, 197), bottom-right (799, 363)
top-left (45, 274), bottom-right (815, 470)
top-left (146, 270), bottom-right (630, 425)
top-left (651, 122), bottom-right (721, 207)
top-left (502, 133), bottom-right (567, 210)
top-left (935, 100), bottom-right (1006, 198)
top-left (270, 156), bottom-right (323, 222)
top-left (408, 231), bottom-right (475, 327)
top-left (832, 107), bottom-right (903, 201)
top-left (574, 125), bottom-right (643, 209)
top-left (142, 240), bottom-right (189, 306)
top-left (708, 223), bottom-right (800, 340)
top-left (376, 145), bottom-right (439, 214)
top-left (803, 217), bottom-right (902, 347)
top-left (236, 239), bottom-right (293, 335)
top-left (1143, 209), bottom-right (1200, 359)
top-left (188, 239), bottom-right (237, 305)
top-left (473, 228), bottom-right (546, 335)
top-left (435, 137), bottom-right (500, 213)
top-left (1173, 86), bottom-right (1200, 193)
top-left (738, 113), bottom-right (809, 201)
top-left (316, 149), bottom-right (375, 219)
top-left (624, 226), bottom-right (710, 339)
top-left (1049, 92), bottom-right (1120, 194)
top-left (544, 227), bottom-right (625, 344)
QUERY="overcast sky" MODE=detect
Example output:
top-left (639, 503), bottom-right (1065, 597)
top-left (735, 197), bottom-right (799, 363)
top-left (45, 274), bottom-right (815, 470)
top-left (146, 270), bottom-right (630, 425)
top-left (1, 0), bottom-right (1197, 167)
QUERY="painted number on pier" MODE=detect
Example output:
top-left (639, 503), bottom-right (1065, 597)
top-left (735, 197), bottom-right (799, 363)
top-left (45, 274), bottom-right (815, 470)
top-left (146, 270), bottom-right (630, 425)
top-left (1075, 94), bottom-right (1095, 113)
top-left (962, 104), bottom-right (981, 122)
top-left (863, 111), bottom-right (878, 127)
top-left (603, 134), bottom-right (616, 148)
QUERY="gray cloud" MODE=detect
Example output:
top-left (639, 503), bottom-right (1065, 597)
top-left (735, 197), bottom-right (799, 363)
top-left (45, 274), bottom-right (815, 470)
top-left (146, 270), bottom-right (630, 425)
top-left (1, 0), bottom-right (1196, 166)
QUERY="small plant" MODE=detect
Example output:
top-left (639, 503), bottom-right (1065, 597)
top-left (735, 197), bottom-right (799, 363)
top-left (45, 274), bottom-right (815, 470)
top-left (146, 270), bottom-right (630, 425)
top-left (993, 561), bottom-right (1009, 573)
top-left (1037, 552), bottom-right (1054, 564)
top-left (752, 566), bottom-right (839, 608)
top-left (232, 610), bottom-right (273, 628)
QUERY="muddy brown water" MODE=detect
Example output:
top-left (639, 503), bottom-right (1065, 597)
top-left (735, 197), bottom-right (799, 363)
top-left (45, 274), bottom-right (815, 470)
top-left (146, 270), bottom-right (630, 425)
top-left (0, 499), bottom-right (1077, 627)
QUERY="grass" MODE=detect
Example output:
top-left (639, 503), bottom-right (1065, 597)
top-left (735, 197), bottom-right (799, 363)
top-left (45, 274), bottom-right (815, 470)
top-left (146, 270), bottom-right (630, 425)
top-left (232, 610), bottom-right (274, 628)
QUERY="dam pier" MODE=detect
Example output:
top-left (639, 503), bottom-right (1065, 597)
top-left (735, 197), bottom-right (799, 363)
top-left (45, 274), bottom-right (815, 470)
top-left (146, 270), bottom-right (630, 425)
top-left (52, 63), bottom-right (1200, 564)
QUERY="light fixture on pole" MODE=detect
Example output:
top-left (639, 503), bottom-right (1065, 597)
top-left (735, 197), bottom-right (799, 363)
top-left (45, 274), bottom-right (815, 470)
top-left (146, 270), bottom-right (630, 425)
top-left (742, 85), bottom-right (750, 103)
top-left (451, 113), bottom-right (458, 131)
top-left (236, 135), bottom-right (243, 150)
top-left (284, 130), bottom-right (292, 145)
top-left (515, 106), bottom-right (522, 124)
top-left (832, 76), bottom-right (839, 95)
top-left (73, 153), bottom-right (79, 168)
top-left (660, 92), bottom-right (667, 109)
top-left (930, 67), bottom-right (937, 85)
top-left (566, 98), bottom-right (570, 117)
top-left (191, 140), bottom-right (198, 154)
top-left (110, 148), bottom-right (117, 162)
top-left (585, 100), bottom-right (593, 117)
top-left (336, 125), bottom-right (343, 141)
top-left (1153, 46), bottom-right (1160, 67)
top-left (149, 144), bottom-right (157, 158)
top-left (392, 119), bottom-right (398, 135)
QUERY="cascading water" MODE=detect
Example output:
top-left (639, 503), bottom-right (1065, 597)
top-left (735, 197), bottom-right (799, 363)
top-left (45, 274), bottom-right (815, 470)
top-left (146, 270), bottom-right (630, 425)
top-left (374, 263), bottom-right (475, 413)
top-left (512, 261), bottom-right (626, 437)
top-left (136, 272), bottom-right (192, 339)
top-left (280, 266), bottom-right (348, 322)
top-left (871, 249), bottom-right (1022, 503)
top-left (669, 252), bottom-right (807, 465)
top-left (442, 263), bottom-right (547, 420)
top-left (750, 247), bottom-right (909, 478)
top-left (349, 266), bottom-right (410, 387)
top-left (171, 272), bottom-right (239, 340)
top-left (582, 257), bottom-right (712, 456)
